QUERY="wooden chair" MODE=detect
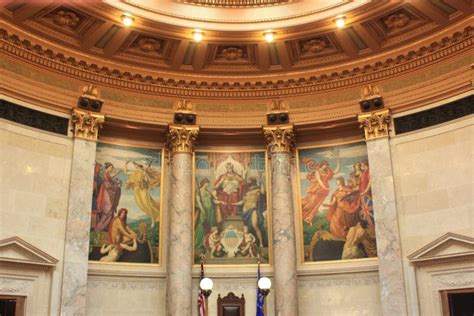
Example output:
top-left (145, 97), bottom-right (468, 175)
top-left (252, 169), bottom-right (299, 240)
top-left (217, 292), bottom-right (245, 316)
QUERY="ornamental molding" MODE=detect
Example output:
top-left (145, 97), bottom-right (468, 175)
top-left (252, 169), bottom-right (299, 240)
top-left (408, 232), bottom-right (474, 266)
top-left (263, 124), bottom-right (295, 154)
top-left (0, 236), bottom-right (58, 269)
top-left (71, 108), bottom-right (105, 141)
top-left (166, 124), bottom-right (199, 154)
top-left (0, 26), bottom-right (471, 99)
top-left (358, 108), bottom-right (391, 140)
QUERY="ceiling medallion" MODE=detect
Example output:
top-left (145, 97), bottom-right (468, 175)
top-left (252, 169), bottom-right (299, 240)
top-left (137, 37), bottom-right (162, 53)
top-left (221, 47), bottom-right (243, 60)
top-left (302, 39), bottom-right (327, 53)
top-left (53, 10), bottom-right (80, 28)
top-left (384, 13), bottom-right (411, 30)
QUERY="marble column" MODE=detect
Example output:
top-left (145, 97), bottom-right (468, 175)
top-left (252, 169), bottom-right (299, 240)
top-left (165, 124), bottom-right (199, 316)
top-left (358, 109), bottom-right (408, 316)
top-left (263, 124), bottom-right (299, 316)
top-left (60, 108), bottom-right (104, 315)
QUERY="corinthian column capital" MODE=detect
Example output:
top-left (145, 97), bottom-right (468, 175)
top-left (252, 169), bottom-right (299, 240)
top-left (263, 124), bottom-right (295, 154)
top-left (166, 124), bottom-right (199, 154)
top-left (71, 108), bottom-right (105, 141)
top-left (358, 108), bottom-right (391, 140)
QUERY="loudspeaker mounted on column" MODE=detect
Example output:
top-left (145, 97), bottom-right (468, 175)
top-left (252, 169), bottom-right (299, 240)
top-left (267, 99), bottom-right (290, 125)
top-left (173, 99), bottom-right (197, 125)
top-left (359, 84), bottom-right (384, 112)
top-left (77, 84), bottom-right (103, 112)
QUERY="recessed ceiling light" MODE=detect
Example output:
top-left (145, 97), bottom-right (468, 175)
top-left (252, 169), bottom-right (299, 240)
top-left (335, 16), bottom-right (346, 28)
top-left (263, 31), bottom-right (276, 43)
top-left (192, 29), bottom-right (204, 42)
top-left (121, 13), bottom-right (134, 27)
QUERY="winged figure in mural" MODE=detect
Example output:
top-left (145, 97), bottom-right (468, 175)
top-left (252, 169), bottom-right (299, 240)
top-left (124, 158), bottom-right (161, 227)
top-left (301, 152), bottom-right (340, 225)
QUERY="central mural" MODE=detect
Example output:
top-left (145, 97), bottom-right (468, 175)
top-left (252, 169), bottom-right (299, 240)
top-left (88, 143), bottom-right (163, 264)
top-left (297, 141), bottom-right (377, 263)
top-left (194, 151), bottom-right (270, 265)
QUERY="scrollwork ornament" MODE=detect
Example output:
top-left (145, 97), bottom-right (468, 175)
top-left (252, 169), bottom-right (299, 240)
top-left (166, 124), bottom-right (199, 155)
top-left (71, 108), bottom-right (104, 141)
top-left (263, 124), bottom-right (295, 154)
top-left (358, 109), bottom-right (391, 140)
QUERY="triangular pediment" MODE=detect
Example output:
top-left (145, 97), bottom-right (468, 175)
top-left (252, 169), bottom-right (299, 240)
top-left (0, 236), bottom-right (58, 267)
top-left (408, 232), bottom-right (474, 264)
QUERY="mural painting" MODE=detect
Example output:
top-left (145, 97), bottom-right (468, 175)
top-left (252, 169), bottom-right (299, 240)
top-left (194, 151), bottom-right (270, 265)
top-left (89, 143), bottom-right (162, 264)
top-left (298, 142), bottom-right (377, 262)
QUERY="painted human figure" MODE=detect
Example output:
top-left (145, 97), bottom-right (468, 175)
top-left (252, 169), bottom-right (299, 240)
top-left (109, 208), bottom-right (137, 244)
top-left (95, 162), bottom-right (122, 232)
top-left (341, 222), bottom-right (366, 259)
top-left (100, 238), bottom-right (137, 262)
top-left (208, 226), bottom-right (223, 258)
top-left (233, 177), bottom-right (266, 248)
top-left (214, 162), bottom-right (244, 217)
top-left (301, 157), bottom-right (340, 225)
top-left (239, 226), bottom-right (257, 258)
top-left (358, 160), bottom-right (374, 226)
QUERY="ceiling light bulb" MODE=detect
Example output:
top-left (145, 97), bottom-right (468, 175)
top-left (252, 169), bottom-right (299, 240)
top-left (192, 30), bottom-right (204, 42)
top-left (121, 14), bottom-right (134, 27)
top-left (263, 31), bottom-right (275, 43)
top-left (335, 16), bottom-right (346, 28)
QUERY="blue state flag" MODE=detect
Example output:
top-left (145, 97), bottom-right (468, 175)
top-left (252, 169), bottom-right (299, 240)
top-left (256, 262), bottom-right (265, 316)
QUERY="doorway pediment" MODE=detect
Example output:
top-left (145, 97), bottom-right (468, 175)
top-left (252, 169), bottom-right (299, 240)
top-left (0, 236), bottom-right (58, 268)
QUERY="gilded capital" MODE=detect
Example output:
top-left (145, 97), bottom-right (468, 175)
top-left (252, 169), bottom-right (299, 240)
top-left (358, 108), bottom-right (391, 140)
top-left (263, 124), bottom-right (295, 154)
top-left (71, 108), bottom-right (104, 141)
top-left (166, 124), bottom-right (199, 154)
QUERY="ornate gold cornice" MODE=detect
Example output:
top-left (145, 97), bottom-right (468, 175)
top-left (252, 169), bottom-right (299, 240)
top-left (166, 124), bottom-right (199, 154)
top-left (71, 108), bottom-right (105, 141)
top-left (358, 108), bottom-right (391, 140)
top-left (263, 124), bottom-right (295, 154)
top-left (0, 26), bottom-right (471, 99)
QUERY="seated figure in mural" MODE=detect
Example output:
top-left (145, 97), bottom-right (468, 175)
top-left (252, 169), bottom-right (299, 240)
top-left (208, 226), bottom-right (225, 258)
top-left (125, 160), bottom-right (161, 227)
top-left (325, 177), bottom-right (361, 240)
top-left (100, 238), bottom-right (137, 262)
top-left (239, 226), bottom-right (257, 258)
top-left (95, 162), bottom-right (122, 232)
top-left (233, 177), bottom-right (267, 248)
top-left (214, 162), bottom-right (244, 218)
top-left (109, 208), bottom-right (137, 245)
top-left (195, 178), bottom-right (224, 254)
top-left (301, 155), bottom-right (340, 225)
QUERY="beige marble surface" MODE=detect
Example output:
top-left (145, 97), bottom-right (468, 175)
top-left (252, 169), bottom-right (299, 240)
top-left (166, 152), bottom-right (194, 315)
top-left (60, 138), bottom-right (97, 316)
top-left (0, 120), bottom-right (72, 315)
top-left (270, 152), bottom-right (299, 316)
top-left (366, 137), bottom-right (408, 316)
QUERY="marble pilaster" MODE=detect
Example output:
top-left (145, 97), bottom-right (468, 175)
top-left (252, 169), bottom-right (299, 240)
top-left (166, 125), bottom-right (199, 316)
top-left (59, 138), bottom-right (97, 316)
top-left (360, 109), bottom-right (408, 316)
top-left (263, 125), bottom-right (299, 316)
top-left (60, 108), bottom-right (103, 316)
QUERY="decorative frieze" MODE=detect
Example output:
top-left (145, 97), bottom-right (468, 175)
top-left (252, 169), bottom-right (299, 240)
top-left (358, 109), bottom-right (391, 140)
top-left (71, 108), bottom-right (104, 141)
top-left (166, 124), bottom-right (199, 154)
top-left (263, 124), bottom-right (295, 154)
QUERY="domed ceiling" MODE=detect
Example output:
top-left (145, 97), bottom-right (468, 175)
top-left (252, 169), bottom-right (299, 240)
top-left (0, 0), bottom-right (470, 81)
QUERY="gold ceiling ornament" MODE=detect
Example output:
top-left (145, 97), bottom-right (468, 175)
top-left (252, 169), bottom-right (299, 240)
top-left (71, 108), bottom-right (105, 141)
top-left (263, 124), bottom-right (295, 154)
top-left (268, 99), bottom-right (289, 113)
top-left (174, 99), bottom-right (195, 113)
top-left (360, 84), bottom-right (381, 100)
top-left (53, 10), bottom-right (80, 28)
top-left (358, 108), bottom-right (391, 140)
top-left (166, 124), bottom-right (199, 154)
top-left (81, 84), bottom-right (101, 100)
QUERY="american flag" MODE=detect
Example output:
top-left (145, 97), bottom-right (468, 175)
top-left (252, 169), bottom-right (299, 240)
top-left (256, 258), bottom-right (265, 316)
top-left (198, 256), bottom-right (206, 316)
